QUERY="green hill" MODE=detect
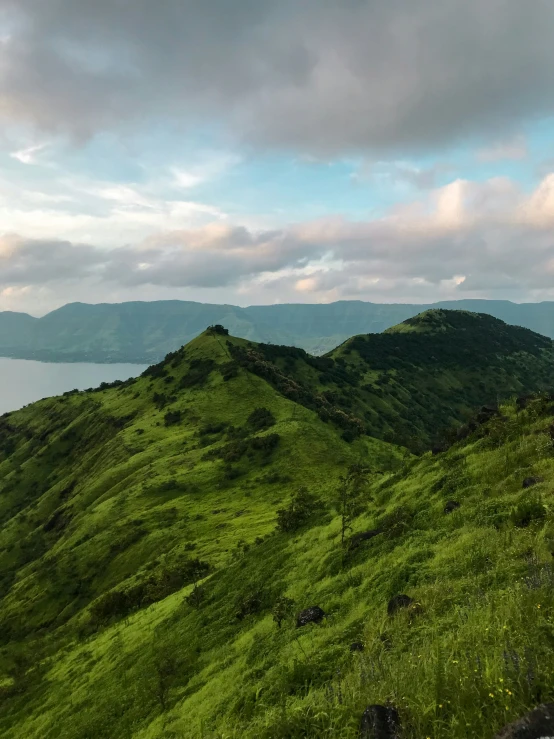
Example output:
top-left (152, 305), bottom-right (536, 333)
top-left (1, 314), bottom-right (554, 738)
top-left (4, 298), bottom-right (554, 362)
top-left (227, 310), bottom-right (554, 451)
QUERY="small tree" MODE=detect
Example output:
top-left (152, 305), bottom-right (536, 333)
top-left (185, 559), bottom-right (208, 608)
top-left (335, 463), bottom-right (370, 550)
top-left (272, 596), bottom-right (295, 629)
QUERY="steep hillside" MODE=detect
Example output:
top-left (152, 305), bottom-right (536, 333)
top-left (1, 324), bottom-right (554, 738)
top-left (3, 298), bottom-right (554, 362)
top-left (227, 310), bottom-right (554, 452)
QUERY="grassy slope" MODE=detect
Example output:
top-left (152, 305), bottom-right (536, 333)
top-left (228, 310), bottom-right (554, 452)
top-left (1, 318), bottom-right (554, 737)
top-left (0, 329), bottom-right (400, 737)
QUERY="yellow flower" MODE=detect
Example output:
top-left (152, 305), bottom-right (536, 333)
top-left (452, 660), bottom-right (459, 664)
top-left (538, 604), bottom-right (541, 609)
top-left (439, 704), bottom-right (443, 708)
top-left (489, 693), bottom-right (495, 698)
top-left (499, 678), bottom-right (504, 683)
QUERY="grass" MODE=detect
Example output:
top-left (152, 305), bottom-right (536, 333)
top-left (0, 316), bottom-right (554, 737)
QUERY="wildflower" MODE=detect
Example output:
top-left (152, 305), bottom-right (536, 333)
top-left (489, 693), bottom-right (495, 698)
top-left (439, 704), bottom-right (443, 708)
top-left (537, 604), bottom-right (541, 609)
top-left (499, 678), bottom-right (504, 682)
top-left (452, 660), bottom-right (459, 664)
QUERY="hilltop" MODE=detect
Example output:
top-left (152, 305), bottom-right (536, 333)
top-left (3, 298), bottom-right (554, 362)
top-left (226, 310), bottom-right (554, 451)
top-left (1, 315), bottom-right (554, 738)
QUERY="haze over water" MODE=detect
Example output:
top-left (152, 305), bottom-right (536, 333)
top-left (0, 357), bottom-right (147, 415)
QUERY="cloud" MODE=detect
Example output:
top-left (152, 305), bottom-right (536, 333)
top-left (10, 142), bottom-right (48, 164)
top-left (2, 172), bottom-right (554, 312)
top-left (477, 135), bottom-right (528, 162)
top-left (1, 1), bottom-right (554, 155)
top-left (351, 161), bottom-right (454, 190)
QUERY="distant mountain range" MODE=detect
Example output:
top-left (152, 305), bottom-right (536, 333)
top-left (3, 298), bottom-right (554, 363)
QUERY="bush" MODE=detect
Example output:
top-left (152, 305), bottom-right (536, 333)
top-left (207, 324), bottom-right (229, 335)
top-left (90, 558), bottom-right (211, 625)
top-left (511, 495), bottom-right (547, 528)
top-left (250, 433), bottom-right (280, 453)
top-left (219, 361), bottom-right (239, 381)
top-left (235, 588), bottom-right (265, 620)
top-left (272, 596), bottom-right (295, 628)
top-left (247, 407), bottom-right (276, 431)
top-left (164, 410), bottom-right (181, 426)
top-left (276, 487), bottom-right (323, 533)
top-left (178, 358), bottom-right (215, 389)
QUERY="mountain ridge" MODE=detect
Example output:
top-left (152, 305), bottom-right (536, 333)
top-left (4, 298), bottom-right (554, 362)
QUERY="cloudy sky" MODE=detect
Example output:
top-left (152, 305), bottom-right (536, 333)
top-left (1, 0), bottom-right (554, 315)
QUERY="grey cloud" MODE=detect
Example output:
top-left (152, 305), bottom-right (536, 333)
top-left (2, 1), bottom-right (554, 153)
top-left (0, 237), bottom-right (105, 284)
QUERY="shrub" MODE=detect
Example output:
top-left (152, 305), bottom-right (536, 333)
top-left (219, 361), bottom-right (239, 381)
top-left (179, 359), bottom-right (215, 389)
top-left (235, 588), bottom-right (264, 620)
top-left (250, 433), bottom-right (280, 453)
top-left (247, 407), bottom-right (276, 431)
top-left (276, 487), bottom-right (323, 533)
top-left (164, 410), bottom-right (181, 426)
top-left (207, 324), bottom-right (229, 335)
top-left (272, 596), bottom-right (295, 628)
top-left (511, 495), bottom-right (547, 528)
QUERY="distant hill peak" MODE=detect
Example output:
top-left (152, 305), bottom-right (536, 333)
top-left (385, 308), bottom-right (504, 334)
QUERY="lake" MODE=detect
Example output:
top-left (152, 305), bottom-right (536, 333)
top-left (0, 357), bottom-right (148, 415)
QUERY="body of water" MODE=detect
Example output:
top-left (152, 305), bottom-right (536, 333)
top-left (0, 357), bottom-right (148, 415)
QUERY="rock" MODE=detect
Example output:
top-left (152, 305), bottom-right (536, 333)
top-left (350, 529), bottom-right (382, 549)
top-left (296, 605), bottom-right (325, 628)
top-left (494, 703), bottom-right (554, 738)
top-left (359, 704), bottom-right (400, 738)
top-left (522, 476), bottom-right (544, 489)
top-left (350, 641), bottom-right (365, 652)
top-left (387, 594), bottom-right (413, 616)
top-left (444, 500), bottom-right (461, 514)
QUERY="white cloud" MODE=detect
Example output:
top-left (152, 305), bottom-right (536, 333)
top-left (10, 142), bottom-right (48, 164)
top-left (3, 171), bottom-right (554, 313)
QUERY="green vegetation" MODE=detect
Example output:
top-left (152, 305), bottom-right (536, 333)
top-left (1, 310), bottom-right (554, 737)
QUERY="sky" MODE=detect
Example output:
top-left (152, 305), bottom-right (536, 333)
top-left (1, 1), bottom-right (554, 315)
